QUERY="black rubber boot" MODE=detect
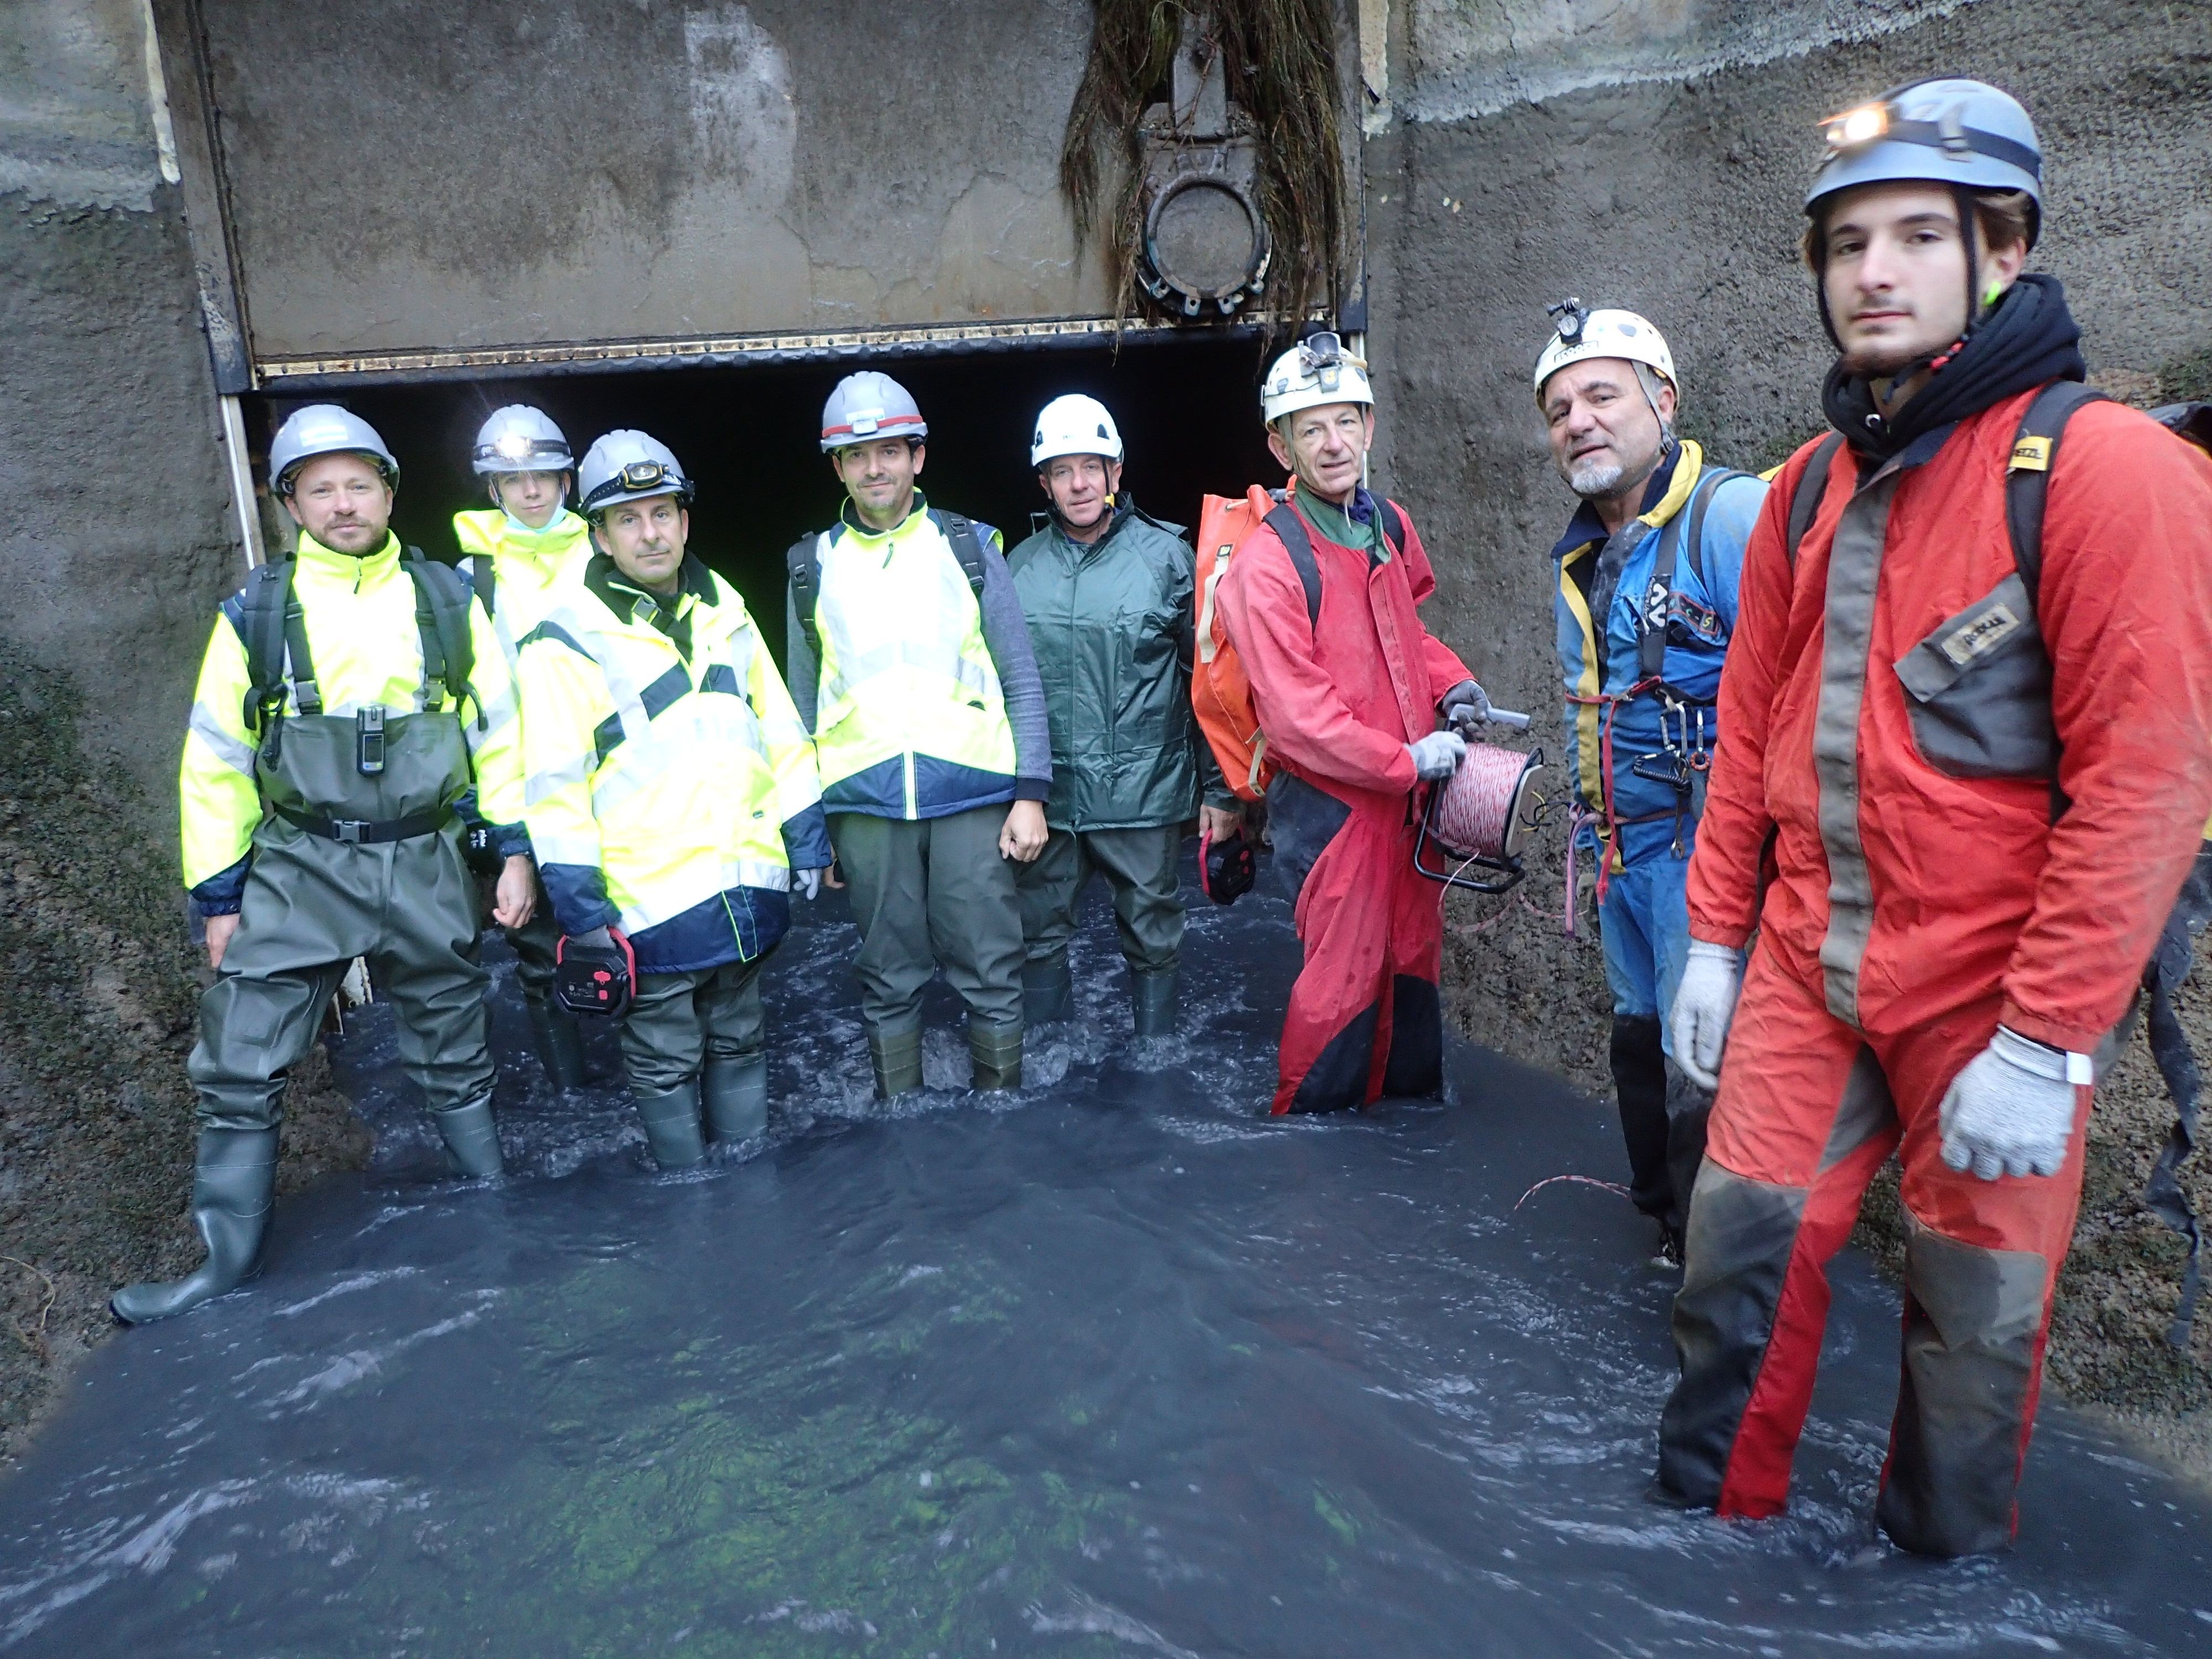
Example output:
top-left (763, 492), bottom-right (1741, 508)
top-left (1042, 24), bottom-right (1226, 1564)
top-left (969, 1017), bottom-right (1024, 1092)
top-left (110, 1128), bottom-right (279, 1325)
top-left (702, 1052), bottom-right (769, 1143)
top-left (868, 1026), bottom-right (925, 1101)
top-left (526, 997), bottom-right (587, 1093)
top-left (1022, 958), bottom-right (1073, 1027)
top-left (634, 1081), bottom-right (707, 1168)
top-left (1130, 969), bottom-right (1179, 1037)
top-left (433, 1091), bottom-right (505, 1178)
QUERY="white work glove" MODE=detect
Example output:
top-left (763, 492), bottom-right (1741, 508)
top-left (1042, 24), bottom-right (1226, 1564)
top-left (1406, 730), bottom-right (1467, 781)
top-left (1439, 679), bottom-right (1494, 739)
top-left (794, 867), bottom-right (826, 902)
top-left (1668, 940), bottom-right (1743, 1091)
top-left (1938, 1026), bottom-right (2086, 1181)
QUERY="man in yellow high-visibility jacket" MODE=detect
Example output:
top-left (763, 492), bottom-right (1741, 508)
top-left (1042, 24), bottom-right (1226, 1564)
top-left (114, 404), bottom-right (530, 1324)
top-left (520, 431), bottom-right (830, 1167)
top-left (785, 371), bottom-right (1051, 1099)
top-left (452, 404), bottom-right (593, 1092)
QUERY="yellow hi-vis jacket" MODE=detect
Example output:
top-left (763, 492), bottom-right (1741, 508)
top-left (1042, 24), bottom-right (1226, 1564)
top-left (518, 554), bottom-right (832, 974)
top-left (800, 504), bottom-right (1020, 819)
top-left (451, 507), bottom-right (592, 671)
top-left (180, 531), bottom-right (524, 911)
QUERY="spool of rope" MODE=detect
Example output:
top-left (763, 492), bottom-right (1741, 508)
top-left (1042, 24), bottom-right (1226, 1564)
top-left (1431, 743), bottom-right (1541, 862)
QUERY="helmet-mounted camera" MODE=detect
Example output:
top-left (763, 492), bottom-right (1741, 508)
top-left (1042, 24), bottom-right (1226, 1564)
top-left (1545, 298), bottom-right (1589, 348)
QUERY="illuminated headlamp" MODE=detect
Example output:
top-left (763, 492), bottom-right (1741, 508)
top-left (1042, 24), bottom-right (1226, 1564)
top-left (1822, 102), bottom-right (1891, 152)
top-left (476, 436), bottom-right (570, 469)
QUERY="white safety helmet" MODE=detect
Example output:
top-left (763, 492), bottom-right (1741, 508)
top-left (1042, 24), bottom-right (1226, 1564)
top-left (1031, 394), bottom-right (1123, 468)
top-left (269, 404), bottom-right (399, 496)
top-left (1260, 331), bottom-right (1374, 426)
top-left (821, 371), bottom-right (927, 453)
top-left (577, 430), bottom-right (693, 520)
top-left (472, 405), bottom-right (573, 477)
top-left (1532, 303), bottom-right (1677, 404)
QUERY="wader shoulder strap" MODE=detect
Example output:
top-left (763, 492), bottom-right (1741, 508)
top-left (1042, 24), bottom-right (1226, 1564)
top-left (785, 533), bottom-right (823, 661)
top-left (1783, 435), bottom-right (1845, 572)
top-left (402, 550), bottom-right (477, 721)
top-left (2004, 380), bottom-right (2107, 623)
top-left (237, 556), bottom-right (315, 742)
top-left (1261, 504), bottom-right (1325, 629)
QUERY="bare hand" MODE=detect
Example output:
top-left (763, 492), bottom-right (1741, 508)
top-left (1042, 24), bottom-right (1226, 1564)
top-left (1198, 804), bottom-right (1244, 843)
top-left (999, 800), bottom-right (1049, 863)
top-left (825, 858), bottom-right (845, 890)
top-left (492, 855), bottom-right (538, 929)
top-left (205, 911), bottom-right (241, 969)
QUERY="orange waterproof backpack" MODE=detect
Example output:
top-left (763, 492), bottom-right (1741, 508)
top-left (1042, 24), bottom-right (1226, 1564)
top-left (1191, 483), bottom-right (1409, 801)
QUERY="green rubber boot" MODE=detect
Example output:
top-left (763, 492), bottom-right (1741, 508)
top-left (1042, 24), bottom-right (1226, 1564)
top-left (1130, 969), bottom-right (1180, 1037)
top-left (526, 997), bottom-right (588, 1092)
top-left (110, 1128), bottom-right (279, 1325)
top-left (703, 1052), bottom-right (769, 1142)
top-left (634, 1081), bottom-right (707, 1169)
top-left (868, 1026), bottom-right (925, 1101)
top-left (433, 1091), bottom-right (505, 1178)
top-left (1021, 958), bottom-right (1073, 1027)
top-left (969, 1016), bottom-right (1024, 1092)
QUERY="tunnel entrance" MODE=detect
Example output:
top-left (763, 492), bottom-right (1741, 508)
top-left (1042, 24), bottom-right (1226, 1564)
top-left (253, 333), bottom-right (1282, 662)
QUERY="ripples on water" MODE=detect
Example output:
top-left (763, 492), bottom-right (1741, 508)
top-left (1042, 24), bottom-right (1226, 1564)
top-left (1, 868), bottom-right (2207, 1655)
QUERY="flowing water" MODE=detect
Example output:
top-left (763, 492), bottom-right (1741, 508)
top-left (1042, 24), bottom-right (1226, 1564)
top-left (1, 867), bottom-right (2208, 1655)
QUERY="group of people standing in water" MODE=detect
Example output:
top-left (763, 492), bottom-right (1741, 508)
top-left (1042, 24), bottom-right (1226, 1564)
top-left (119, 72), bottom-right (2212, 1566)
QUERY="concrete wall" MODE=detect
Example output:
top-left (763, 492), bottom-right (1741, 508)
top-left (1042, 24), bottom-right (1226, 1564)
top-left (1360, 0), bottom-right (2212, 1072)
top-left (0, 0), bottom-right (239, 808)
top-left (201, 0), bottom-right (1110, 363)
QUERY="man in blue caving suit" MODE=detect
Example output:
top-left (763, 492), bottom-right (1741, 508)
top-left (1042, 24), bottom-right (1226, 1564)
top-left (1538, 302), bottom-right (1768, 1265)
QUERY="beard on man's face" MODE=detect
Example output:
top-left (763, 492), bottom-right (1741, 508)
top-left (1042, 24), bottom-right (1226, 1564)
top-left (1564, 455), bottom-right (1625, 498)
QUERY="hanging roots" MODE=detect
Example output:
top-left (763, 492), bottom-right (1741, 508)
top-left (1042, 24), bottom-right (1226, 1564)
top-left (1061, 0), bottom-right (1349, 328)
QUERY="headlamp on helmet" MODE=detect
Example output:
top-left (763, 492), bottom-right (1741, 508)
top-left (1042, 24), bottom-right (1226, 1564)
top-left (1823, 102), bottom-right (1891, 152)
top-left (1545, 297), bottom-right (1589, 348)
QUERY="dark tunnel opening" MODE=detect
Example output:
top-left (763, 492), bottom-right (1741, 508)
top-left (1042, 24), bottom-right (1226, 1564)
top-left (249, 334), bottom-right (1283, 664)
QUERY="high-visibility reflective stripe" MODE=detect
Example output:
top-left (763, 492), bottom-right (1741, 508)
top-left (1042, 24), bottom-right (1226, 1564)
top-left (531, 829), bottom-right (603, 867)
top-left (187, 703), bottom-right (257, 779)
top-left (590, 697), bottom-right (773, 818)
top-left (525, 748), bottom-right (596, 807)
top-left (618, 858), bottom-right (793, 932)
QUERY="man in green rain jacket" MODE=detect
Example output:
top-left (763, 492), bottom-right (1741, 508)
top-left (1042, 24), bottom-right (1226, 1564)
top-left (1007, 395), bottom-right (1240, 1036)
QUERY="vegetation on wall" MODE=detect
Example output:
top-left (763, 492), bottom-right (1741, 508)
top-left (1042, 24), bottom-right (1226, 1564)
top-left (1061, 0), bottom-right (1349, 327)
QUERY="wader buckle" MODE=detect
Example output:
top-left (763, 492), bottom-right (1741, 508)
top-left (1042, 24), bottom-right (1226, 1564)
top-left (331, 819), bottom-right (371, 843)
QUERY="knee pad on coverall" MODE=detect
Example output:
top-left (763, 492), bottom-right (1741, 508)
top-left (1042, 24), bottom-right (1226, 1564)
top-left (1656, 947), bottom-right (2091, 1557)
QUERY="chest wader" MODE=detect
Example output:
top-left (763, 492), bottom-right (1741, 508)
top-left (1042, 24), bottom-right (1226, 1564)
top-left (469, 553), bottom-right (588, 1095)
top-left (112, 554), bottom-right (502, 1328)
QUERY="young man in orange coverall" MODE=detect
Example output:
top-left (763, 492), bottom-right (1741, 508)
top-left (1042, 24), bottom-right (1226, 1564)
top-left (1655, 79), bottom-right (2212, 1556)
top-left (1217, 333), bottom-right (1491, 1114)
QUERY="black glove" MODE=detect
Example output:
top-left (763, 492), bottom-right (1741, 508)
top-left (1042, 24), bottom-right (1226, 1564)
top-left (1439, 679), bottom-right (1493, 739)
